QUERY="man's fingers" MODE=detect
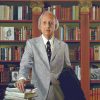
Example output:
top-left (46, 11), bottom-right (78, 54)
top-left (16, 80), bottom-right (25, 92)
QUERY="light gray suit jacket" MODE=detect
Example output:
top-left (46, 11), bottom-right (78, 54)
top-left (18, 35), bottom-right (71, 100)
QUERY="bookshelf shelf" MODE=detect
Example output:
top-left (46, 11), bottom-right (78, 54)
top-left (0, 60), bottom-right (20, 63)
top-left (90, 80), bottom-right (100, 84)
top-left (65, 40), bottom-right (80, 43)
top-left (71, 60), bottom-right (80, 63)
top-left (90, 60), bottom-right (100, 63)
top-left (0, 0), bottom-right (29, 1)
top-left (43, 0), bottom-right (79, 4)
top-left (0, 40), bottom-right (26, 43)
top-left (59, 20), bottom-right (80, 23)
top-left (46, 0), bottom-right (79, 1)
top-left (90, 20), bottom-right (100, 23)
top-left (0, 20), bottom-right (32, 23)
top-left (90, 40), bottom-right (100, 43)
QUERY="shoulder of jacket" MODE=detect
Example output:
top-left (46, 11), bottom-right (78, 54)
top-left (27, 36), bottom-right (40, 43)
top-left (56, 38), bottom-right (66, 45)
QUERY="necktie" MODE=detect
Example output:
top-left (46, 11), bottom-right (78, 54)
top-left (46, 41), bottom-right (51, 62)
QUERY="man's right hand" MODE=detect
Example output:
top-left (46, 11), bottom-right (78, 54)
top-left (15, 79), bottom-right (26, 92)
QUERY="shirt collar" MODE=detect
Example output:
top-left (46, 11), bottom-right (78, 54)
top-left (42, 34), bottom-right (54, 45)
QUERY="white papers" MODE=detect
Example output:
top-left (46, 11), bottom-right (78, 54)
top-left (4, 87), bottom-right (37, 100)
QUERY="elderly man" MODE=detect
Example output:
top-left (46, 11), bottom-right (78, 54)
top-left (16, 11), bottom-right (71, 100)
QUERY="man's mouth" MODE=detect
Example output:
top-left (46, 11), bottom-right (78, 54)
top-left (46, 30), bottom-right (50, 31)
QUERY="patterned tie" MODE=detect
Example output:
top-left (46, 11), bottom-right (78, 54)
top-left (46, 41), bottom-right (51, 62)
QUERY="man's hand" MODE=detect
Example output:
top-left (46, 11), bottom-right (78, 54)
top-left (15, 79), bottom-right (26, 92)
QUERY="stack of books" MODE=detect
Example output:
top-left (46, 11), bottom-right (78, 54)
top-left (4, 83), bottom-right (37, 100)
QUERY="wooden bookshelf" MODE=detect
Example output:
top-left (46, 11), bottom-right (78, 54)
top-left (0, 2), bottom-right (32, 100)
top-left (0, 0), bottom-right (100, 100)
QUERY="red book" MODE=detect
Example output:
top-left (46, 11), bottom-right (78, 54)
top-left (55, 5), bottom-right (61, 20)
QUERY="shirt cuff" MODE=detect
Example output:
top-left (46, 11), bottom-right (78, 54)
top-left (18, 77), bottom-right (26, 80)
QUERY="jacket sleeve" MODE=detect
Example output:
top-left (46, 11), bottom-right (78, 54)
top-left (18, 40), bottom-right (34, 80)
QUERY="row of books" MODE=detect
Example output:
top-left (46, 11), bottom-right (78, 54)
top-left (70, 45), bottom-right (100, 61)
top-left (58, 25), bottom-right (80, 41)
top-left (48, 5), bottom-right (100, 21)
top-left (90, 6), bottom-right (100, 21)
top-left (0, 5), bottom-right (32, 20)
top-left (2, 25), bottom-right (100, 41)
top-left (67, 45), bottom-right (100, 61)
top-left (0, 46), bottom-right (24, 61)
top-left (0, 46), bottom-right (80, 61)
top-left (90, 87), bottom-right (100, 100)
top-left (58, 24), bottom-right (100, 41)
top-left (48, 5), bottom-right (79, 20)
top-left (0, 25), bottom-right (80, 41)
top-left (90, 26), bottom-right (100, 40)
top-left (1, 4), bottom-right (100, 21)
top-left (0, 26), bottom-right (32, 41)
top-left (1, 45), bottom-right (100, 61)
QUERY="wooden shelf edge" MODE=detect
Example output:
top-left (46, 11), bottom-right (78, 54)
top-left (90, 60), bottom-right (100, 63)
top-left (90, 20), bottom-right (100, 23)
top-left (64, 40), bottom-right (80, 43)
top-left (0, 20), bottom-right (32, 23)
top-left (0, 60), bottom-right (20, 63)
top-left (43, 0), bottom-right (79, 2)
top-left (90, 80), bottom-right (100, 84)
top-left (0, 40), bottom-right (26, 43)
top-left (0, 0), bottom-right (29, 2)
top-left (90, 40), bottom-right (100, 43)
top-left (59, 20), bottom-right (80, 23)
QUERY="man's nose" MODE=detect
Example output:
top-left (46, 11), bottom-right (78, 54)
top-left (47, 22), bottom-right (51, 27)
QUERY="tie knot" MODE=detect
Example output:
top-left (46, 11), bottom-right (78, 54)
top-left (47, 41), bottom-right (51, 47)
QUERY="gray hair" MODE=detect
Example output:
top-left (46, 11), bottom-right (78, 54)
top-left (38, 11), bottom-right (59, 31)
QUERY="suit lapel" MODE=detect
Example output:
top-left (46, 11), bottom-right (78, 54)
top-left (35, 36), bottom-right (60, 68)
top-left (51, 38), bottom-right (60, 62)
top-left (36, 36), bottom-right (50, 69)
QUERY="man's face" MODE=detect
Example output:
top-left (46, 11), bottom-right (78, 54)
top-left (40, 13), bottom-right (56, 39)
